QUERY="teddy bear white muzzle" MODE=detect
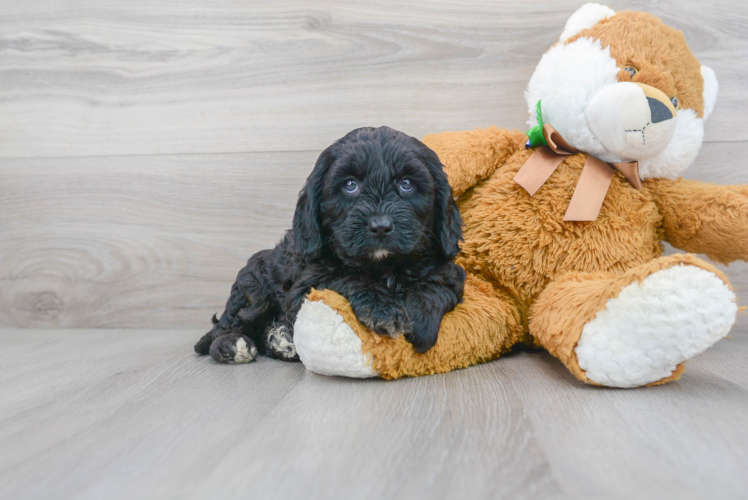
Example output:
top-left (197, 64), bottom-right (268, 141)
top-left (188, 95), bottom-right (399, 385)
top-left (585, 82), bottom-right (677, 162)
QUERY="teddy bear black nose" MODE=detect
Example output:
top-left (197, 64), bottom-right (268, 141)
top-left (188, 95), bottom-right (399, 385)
top-left (368, 216), bottom-right (393, 237)
top-left (647, 97), bottom-right (673, 123)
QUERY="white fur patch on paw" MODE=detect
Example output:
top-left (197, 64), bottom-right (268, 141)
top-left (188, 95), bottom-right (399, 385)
top-left (233, 337), bottom-right (257, 364)
top-left (294, 300), bottom-right (377, 378)
top-left (575, 265), bottom-right (737, 387)
top-left (266, 324), bottom-right (298, 360)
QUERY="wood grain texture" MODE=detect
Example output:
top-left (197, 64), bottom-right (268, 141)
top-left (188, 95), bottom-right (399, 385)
top-left (2, 2), bottom-right (747, 499)
top-left (0, 0), bottom-right (746, 158)
top-left (0, 151), bottom-right (316, 327)
top-left (500, 330), bottom-right (748, 500)
top-left (0, 327), bottom-right (746, 500)
top-left (1, 0), bottom-right (746, 328)
top-left (2, 142), bottom-right (746, 329)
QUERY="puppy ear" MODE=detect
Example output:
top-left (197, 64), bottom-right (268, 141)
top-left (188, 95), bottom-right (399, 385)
top-left (426, 151), bottom-right (463, 259)
top-left (292, 149), bottom-right (333, 260)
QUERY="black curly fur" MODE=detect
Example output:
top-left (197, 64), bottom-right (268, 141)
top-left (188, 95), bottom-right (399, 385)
top-left (195, 126), bottom-right (466, 362)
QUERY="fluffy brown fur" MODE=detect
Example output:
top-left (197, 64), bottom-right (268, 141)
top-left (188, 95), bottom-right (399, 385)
top-left (648, 179), bottom-right (748, 264)
top-left (307, 273), bottom-right (525, 380)
top-left (303, 10), bottom-right (747, 382)
top-left (307, 254), bottom-right (731, 382)
top-left (568, 11), bottom-right (705, 117)
top-left (528, 254), bottom-right (732, 384)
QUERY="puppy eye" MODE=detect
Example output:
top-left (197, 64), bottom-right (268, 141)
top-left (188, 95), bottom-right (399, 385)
top-left (399, 178), bottom-right (414, 192)
top-left (343, 179), bottom-right (359, 194)
top-left (623, 66), bottom-right (638, 79)
top-left (670, 96), bottom-right (679, 109)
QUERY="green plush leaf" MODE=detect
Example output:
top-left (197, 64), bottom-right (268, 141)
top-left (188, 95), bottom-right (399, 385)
top-left (525, 100), bottom-right (548, 148)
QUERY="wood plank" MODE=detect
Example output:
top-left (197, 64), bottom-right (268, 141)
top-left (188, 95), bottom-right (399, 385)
top-left (499, 327), bottom-right (748, 500)
top-left (2, 142), bottom-right (747, 328)
top-left (1, 327), bottom-right (746, 499)
top-left (0, 0), bottom-right (746, 158)
top-left (182, 361), bottom-right (564, 500)
top-left (0, 328), bottom-right (565, 500)
top-left (0, 329), bottom-right (307, 499)
top-left (0, 151), bottom-right (316, 328)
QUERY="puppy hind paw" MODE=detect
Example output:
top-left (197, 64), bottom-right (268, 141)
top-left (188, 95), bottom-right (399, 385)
top-left (265, 324), bottom-right (300, 361)
top-left (196, 316), bottom-right (231, 355)
top-left (194, 330), bottom-right (213, 355)
top-left (209, 333), bottom-right (258, 364)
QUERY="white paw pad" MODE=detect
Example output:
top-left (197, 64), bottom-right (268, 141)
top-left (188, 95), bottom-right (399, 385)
top-left (294, 300), bottom-right (376, 378)
top-left (575, 265), bottom-right (737, 388)
top-left (233, 337), bottom-right (257, 364)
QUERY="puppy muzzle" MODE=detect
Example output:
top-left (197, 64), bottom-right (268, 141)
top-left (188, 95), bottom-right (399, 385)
top-left (585, 82), bottom-right (677, 161)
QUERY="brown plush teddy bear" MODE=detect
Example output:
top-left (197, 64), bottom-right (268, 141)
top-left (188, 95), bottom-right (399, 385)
top-left (292, 4), bottom-right (748, 387)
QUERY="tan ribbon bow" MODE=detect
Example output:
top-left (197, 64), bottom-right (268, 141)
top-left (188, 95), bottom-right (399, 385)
top-left (513, 124), bottom-right (641, 221)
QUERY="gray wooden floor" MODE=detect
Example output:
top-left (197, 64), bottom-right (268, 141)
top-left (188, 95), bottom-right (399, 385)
top-left (1, 0), bottom-right (748, 499)
top-left (1, 327), bottom-right (747, 500)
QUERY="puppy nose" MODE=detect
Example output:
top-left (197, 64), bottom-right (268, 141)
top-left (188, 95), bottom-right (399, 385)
top-left (368, 216), bottom-right (393, 237)
top-left (647, 97), bottom-right (673, 123)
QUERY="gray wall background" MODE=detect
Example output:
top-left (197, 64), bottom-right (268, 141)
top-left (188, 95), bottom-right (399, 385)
top-left (1, 0), bottom-right (746, 328)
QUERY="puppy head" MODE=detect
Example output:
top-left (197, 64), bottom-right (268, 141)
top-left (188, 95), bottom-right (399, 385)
top-left (292, 126), bottom-right (462, 265)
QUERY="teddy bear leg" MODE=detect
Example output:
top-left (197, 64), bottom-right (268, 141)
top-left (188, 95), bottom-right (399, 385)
top-left (529, 254), bottom-right (738, 388)
top-left (294, 274), bottom-right (524, 379)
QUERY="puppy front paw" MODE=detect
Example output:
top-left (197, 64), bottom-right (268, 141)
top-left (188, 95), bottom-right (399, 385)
top-left (404, 312), bottom-right (442, 354)
top-left (358, 305), bottom-right (412, 338)
top-left (209, 333), bottom-right (258, 364)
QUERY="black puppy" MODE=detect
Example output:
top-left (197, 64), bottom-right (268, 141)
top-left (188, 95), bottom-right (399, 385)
top-left (194, 126), bottom-right (465, 363)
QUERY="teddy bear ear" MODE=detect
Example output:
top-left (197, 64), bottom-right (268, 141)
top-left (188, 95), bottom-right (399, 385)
top-left (701, 65), bottom-right (719, 120)
top-left (559, 3), bottom-right (617, 42)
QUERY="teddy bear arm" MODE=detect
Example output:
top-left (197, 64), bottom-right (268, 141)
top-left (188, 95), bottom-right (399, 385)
top-left (294, 275), bottom-right (525, 379)
top-left (646, 178), bottom-right (748, 264)
top-left (421, 127), bottom-right (527, 197)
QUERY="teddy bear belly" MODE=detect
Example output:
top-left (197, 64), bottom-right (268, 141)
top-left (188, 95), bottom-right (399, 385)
top-left (455, 160), bottom-right (664, 313)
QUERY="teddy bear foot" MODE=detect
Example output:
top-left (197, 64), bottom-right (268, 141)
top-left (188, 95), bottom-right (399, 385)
top-left (574, 264), bottom-right (737, 388)
top-left (294, 300), bottom-right (377, 378)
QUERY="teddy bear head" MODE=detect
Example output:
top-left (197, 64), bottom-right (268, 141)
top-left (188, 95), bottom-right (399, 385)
top-left (525, 3), bottom-right (718, 179)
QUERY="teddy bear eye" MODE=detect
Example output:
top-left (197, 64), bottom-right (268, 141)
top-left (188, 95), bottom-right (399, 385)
top-left (670, 96), bottom-right (679, 109)
top-left (624, 66), bottom-right (638, 78)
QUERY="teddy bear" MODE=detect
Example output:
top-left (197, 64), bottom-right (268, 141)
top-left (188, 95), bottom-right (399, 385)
top-left (291, 4), bottom-right (748, 387)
